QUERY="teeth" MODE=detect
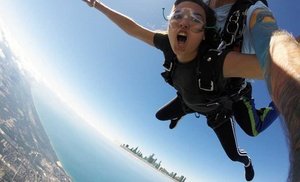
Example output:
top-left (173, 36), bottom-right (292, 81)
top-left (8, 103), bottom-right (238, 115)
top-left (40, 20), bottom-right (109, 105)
top-left (178, 32), bottom-right (187, 36)
top-left (177, 31), bottom-right (188, 43)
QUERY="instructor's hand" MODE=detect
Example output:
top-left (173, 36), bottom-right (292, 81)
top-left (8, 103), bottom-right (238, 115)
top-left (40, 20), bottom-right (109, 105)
top-left (83, 0), bottom-right (97, 7)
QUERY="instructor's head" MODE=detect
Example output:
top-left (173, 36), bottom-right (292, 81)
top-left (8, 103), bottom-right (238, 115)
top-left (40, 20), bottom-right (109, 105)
top-left (168, 0), bottom-right (216, 61)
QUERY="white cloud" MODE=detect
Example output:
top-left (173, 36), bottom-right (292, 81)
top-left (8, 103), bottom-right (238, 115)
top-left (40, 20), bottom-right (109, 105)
top-left (0, 30), bottom-right (3, 42)
top-left (0, 49), bottom-right (5, 59)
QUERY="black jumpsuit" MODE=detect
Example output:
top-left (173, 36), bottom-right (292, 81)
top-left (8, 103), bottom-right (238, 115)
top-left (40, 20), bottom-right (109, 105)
top-left (153, 33), bottom-right (250, 166)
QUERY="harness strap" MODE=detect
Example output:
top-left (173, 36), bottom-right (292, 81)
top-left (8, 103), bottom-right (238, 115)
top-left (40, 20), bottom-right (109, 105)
top-left (161, 56), bottom-right (176, 86)
top-left (220, 0), bottom-right (268, 51)
top-left (220, 0), bottom-right (252, 51)
top-left (198, 48), bottom-right (230, 93)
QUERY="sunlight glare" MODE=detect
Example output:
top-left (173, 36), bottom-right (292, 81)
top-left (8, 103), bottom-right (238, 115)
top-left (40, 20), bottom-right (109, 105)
top-left (0, 19), bottom-right (43, 83)
top-left (0, 20), bottom-right (118, 144)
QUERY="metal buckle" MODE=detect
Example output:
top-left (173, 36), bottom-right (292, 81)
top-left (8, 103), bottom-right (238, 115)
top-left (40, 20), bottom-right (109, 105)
top-left (205, 102), bottom-right (219, 107)
top-left (229, 10), bottom-right (240, 23)
top-left (217, 41), bottom-right (226, 51)
top-left (224, 10), bottom-right (241, 46)
top-left (198, 79), bottom-right (214, 92)
top-left (164, 62), bottom-right (173, 72)
top-left (226, 22), bottom-right (239, 36)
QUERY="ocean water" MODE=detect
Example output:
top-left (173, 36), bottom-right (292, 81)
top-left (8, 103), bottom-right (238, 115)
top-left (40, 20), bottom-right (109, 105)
top-left (32, 88), bottom-right (172, 182)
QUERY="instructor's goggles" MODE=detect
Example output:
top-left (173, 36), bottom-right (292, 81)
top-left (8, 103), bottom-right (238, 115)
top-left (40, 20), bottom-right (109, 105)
top-left (168, 8), bottom-right (205, 33)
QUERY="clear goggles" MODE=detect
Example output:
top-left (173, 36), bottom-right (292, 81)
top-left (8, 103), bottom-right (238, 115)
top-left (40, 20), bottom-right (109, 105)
top-left (168, 8), bottom-right (205, 33)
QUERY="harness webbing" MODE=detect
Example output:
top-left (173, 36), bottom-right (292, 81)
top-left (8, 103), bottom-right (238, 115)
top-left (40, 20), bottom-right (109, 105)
top-left (219, 0), bottom-right (253, 51)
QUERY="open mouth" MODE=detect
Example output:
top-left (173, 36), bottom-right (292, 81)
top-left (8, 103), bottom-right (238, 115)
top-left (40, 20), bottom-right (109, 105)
top-left (177, 32), bottom-right (187, 44)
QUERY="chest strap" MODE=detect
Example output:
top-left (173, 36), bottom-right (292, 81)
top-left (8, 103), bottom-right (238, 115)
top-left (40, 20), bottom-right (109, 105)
top-left (161, 56), bottom-right (176, 86)
top-left (197, 49), bottom-right (230, 93)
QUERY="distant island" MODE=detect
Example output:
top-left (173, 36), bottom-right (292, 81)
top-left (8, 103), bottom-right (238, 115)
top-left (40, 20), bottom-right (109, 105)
top-left (120, 143), bottom-right (187, 182)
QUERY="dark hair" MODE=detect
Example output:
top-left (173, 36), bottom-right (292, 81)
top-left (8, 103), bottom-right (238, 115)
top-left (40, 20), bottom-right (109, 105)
top-left (174, 0), bottom-right (219, 48)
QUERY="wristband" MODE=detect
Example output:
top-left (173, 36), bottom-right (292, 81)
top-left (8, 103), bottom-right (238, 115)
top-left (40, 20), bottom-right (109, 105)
top-left (92, 0), bottom-right (96, 7)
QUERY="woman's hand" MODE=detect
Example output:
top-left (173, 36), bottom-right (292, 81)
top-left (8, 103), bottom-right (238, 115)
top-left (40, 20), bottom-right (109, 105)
top-left (296, 35), bottom-right (300, 43)
top-left (83, 0), bottom-right (97, 7)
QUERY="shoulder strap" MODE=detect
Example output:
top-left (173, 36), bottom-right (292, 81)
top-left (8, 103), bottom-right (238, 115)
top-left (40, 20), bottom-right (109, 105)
top-left (158, 34), bottom-right (177, 86)
top-left (197, 48), bottom-right (229, 94)
top-left (161, 56), bottom-right (176, 86)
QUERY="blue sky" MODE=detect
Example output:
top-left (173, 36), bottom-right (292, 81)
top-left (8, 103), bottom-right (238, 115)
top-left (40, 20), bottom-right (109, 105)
top-left (0, 0), bottom-right (299, 181)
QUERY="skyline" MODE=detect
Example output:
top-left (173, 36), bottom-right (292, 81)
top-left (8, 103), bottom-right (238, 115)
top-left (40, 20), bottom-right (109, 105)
top-left (0, 0), bottom-right (299, 181)
top-left (121, 143), bottom-right (187, 182)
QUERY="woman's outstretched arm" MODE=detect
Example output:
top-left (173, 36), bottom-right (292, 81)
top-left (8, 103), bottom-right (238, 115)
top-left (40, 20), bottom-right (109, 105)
top-left (83, 0), bottom-right (156, 46)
